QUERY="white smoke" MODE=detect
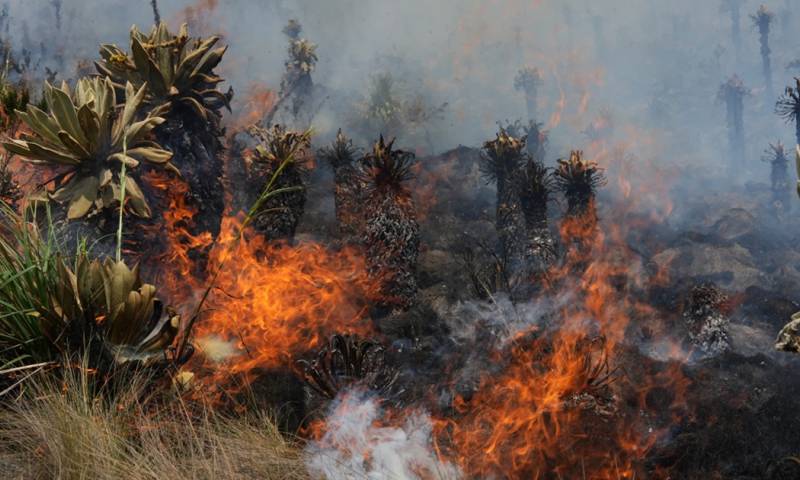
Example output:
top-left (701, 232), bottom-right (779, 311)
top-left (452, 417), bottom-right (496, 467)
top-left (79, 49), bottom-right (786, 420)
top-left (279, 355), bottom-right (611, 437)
top-left (305, 390), bottom-right (461, 480)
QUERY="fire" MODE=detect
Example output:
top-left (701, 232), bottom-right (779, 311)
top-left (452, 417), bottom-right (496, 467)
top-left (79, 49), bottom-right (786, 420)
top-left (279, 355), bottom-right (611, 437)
top-left (228, 83), bottom-right (278, 133)
top-left (435, 333), bottom-right (634, 478)
top-left (189, 217), bottom-right (375, 383)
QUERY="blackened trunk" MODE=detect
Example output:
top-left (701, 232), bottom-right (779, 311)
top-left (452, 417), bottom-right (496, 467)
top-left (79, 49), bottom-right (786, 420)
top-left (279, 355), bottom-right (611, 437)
top-left (331, 163), bottom-right (363, 239)
top-left (521, 203), bottom-right (556, 275)
top-left (249, 162), bottom-right (306, 241)
top-left (795, 118), bottom-right (800, 147)
top-left (156, 117), bottom-right (225, 269)
top-left (759, 27), bottom-right (774, 102)
top-left (496, 172), bottom-right (528, 277)
top-left (364, 193), bottom-right (419, 312)
top-left (725, 92), bottom-right (746, 170)
top-left (525, 93), bottom-right (537, 126)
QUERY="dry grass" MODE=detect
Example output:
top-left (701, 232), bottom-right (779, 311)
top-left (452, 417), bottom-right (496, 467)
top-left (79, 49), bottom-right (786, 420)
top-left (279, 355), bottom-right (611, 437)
top-left (0, 365), bottom-right (308, 480)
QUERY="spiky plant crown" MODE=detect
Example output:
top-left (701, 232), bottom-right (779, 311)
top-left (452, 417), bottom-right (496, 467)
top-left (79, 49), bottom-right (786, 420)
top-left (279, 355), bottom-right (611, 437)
top-left (96, 22), bottom-right (232, 126)
top-left (514, 66), bottom-right (543, 94)
top-left (286, 38), bottom-right (318, 77)
top-left (554, 150), bottom-right (606, 201)
top-left (248, 124), bottom-right (312, 170)
top-left (717, 75), bottom-right (750, 103)
top-left (750, 5), bottom-right (774, 30)
top-left (283, 19), bottom-right (303, 40)
top-left (367, 73), bottom-right (402, 123)
top-left (318, 129), bottom-right (359, 169)
top-left (2, 78), bottom-right (174, 219)
top-left (361, 135), bottom-right (415, 195)
top-left (501, 120), bottom-right (547, 159)
top-left (47, 254), bottom-right (182, 366)
top-left (296, 334), bottom-right (399, 400)
top-left (518, 158), bottom-right (553, 213)
top-left (776, 77), bottom-right (800, 121)
top-left (480, 128), bottom-right (528, 182)
top-left (763, 141), bottom-right (788, 165)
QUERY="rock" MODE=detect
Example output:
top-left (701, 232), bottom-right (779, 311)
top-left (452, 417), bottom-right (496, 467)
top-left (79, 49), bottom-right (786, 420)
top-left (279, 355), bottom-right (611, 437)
top-left (652, 241), bottom-right (764, 291)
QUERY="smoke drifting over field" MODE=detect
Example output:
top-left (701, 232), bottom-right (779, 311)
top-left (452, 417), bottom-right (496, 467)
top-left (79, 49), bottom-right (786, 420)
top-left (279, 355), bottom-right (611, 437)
top-left (6, 0), bottom-right (797, 169)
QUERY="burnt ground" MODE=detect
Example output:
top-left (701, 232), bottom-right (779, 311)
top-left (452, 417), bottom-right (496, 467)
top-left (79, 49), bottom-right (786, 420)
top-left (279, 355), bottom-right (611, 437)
top-left (270, 144), bottom-right (800, 478)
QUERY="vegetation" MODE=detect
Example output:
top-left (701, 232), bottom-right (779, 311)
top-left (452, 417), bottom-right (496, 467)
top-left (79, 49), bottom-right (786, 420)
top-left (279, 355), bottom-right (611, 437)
top-left (514, 66), bottom-right (542, 123)
top-left (503, 119), bottom-right (547, 161)
top-left (518, 158), bottom-right (556, 272)
top-left (2, 78), bottom-right (173, 220)
top-left (280, 19), bottom-right (318, 120)
top-left (750, 5), bottom-right (775, 101)
top-left (360, 135), bottom-right (419, 311)
top-left (355, 72), bottom-right (447, 145)
top-left (0, 367), bottom-right (307, 480)
top-left (297, 334), bottom-right (398, 402)
top-left (0, 205), bottom-right (182, 373)
top-left (762, 141), bottom-right (791, 211)
top-left (554, 150), bottom-right (606, 218)
top-left (96, 22), bottom-right (232, 128)
top-left (318, 130), bottom-right (363, 238)
top-left (776, 77), bottom-right (800, 146)
top-left (247, 124), bottom-right (312, 240)
top-left (481, 128), bottom-right (528, 274)
top-left (0, 154), bottom-right (19, 207)
top-left (718, 75), bottom-right (749, 171)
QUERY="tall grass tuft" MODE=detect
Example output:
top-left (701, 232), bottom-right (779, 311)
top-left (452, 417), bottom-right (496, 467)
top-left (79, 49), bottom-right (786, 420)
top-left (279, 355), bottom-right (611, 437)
top-left (0, 362), bottom-right (308, 479)
top-left (0, 203), bottom-right (62, 369)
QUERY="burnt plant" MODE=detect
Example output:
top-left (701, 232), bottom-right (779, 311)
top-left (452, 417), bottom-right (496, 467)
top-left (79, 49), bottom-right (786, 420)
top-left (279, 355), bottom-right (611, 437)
top-left (96, 22), bottom-right (233, 251)
top-left (318, 130), bottom-right (363, 239)
top-left (481, 128), bottom-right (528, 276)
top-left (682, 283), bottom-right (730, 356)
top-left (362, 73), bottom-right (403, 139)
top-left (360, 135), bottom-right (419, 312)
top-left (554, 151), bottom-right (606, 260)
top-left (762, 141), bottom-right (791, 211)
top-left (296, 334), bottom-right (399, 404)
top-left (554, 150), bottom-right (606, 219)
top-left (751, 5), bottom-right (775, 101)
top-left (776, 77), bottom-right (800, 145)
top-left (718, 75), bottom-right (749, 171)
top-left (279, 19), bottom-right (318, 121)
top-left (518, 158), bottom-right (556, 273)
top-left (247, 124), bottom-right (312, 241)
top-left (514, 67), bottom-right (542, 123)
top-left (503, 119), bottom-right (547, 161)
top-left (0, 154), bottom-right (19, 208)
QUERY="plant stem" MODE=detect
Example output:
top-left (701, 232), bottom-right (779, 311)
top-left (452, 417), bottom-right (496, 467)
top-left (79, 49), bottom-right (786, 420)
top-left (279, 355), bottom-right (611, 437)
top-left (116, 134), bottom-right (127, 263)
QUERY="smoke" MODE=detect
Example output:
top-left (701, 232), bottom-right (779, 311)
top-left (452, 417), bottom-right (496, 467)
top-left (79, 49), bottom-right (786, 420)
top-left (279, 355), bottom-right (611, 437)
top-left (305, 390), bottom-right (461, 480)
